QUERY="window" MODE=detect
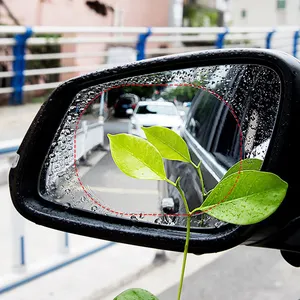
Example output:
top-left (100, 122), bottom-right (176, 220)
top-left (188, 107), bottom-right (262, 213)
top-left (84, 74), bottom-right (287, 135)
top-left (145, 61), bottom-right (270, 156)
top-left (241, 9), bottom-right (247, 18)
top-left (136, 104), bottom-right (177, 116)
top-left (187, 91), bottom-right (223, 150)
top-left (186, 65), bottom-right (247, 169)
top-left (210, 106), bottom-right (240, 168)
top-left (186, 64), bottom-right (281, 172)
top-left (277, 0), bottom-right (286, 9)
top-left (187, 89), bottom-right (240, 169)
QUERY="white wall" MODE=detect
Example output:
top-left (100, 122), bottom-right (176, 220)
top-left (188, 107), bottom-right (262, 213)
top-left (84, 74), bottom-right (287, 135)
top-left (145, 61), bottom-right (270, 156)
top-left (230, 0), bottom-right (300, 27)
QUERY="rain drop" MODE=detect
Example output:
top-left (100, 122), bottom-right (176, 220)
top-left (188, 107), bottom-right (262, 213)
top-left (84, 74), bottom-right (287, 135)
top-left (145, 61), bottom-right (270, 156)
top-left (65, 188), bottom-right (71, 194)
top-left (65, 202), bottom-right (71, 208)
top-left (214, 221), bottom-right (224, 228)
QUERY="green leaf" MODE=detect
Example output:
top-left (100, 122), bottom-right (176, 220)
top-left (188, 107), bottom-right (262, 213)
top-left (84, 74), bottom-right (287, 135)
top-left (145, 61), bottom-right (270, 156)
top-left (142, 126), bottom-right (191, 162)
top-left (114, 288), bottom-right (159, 300)
top-left (222, 158), bottom-right (263, 180)
top-left (204, 190), bottom-right (212, 198)
top-left (199, 170), bottom-right (288, 225)
top-left (108, 133), bottom-right (167, 181)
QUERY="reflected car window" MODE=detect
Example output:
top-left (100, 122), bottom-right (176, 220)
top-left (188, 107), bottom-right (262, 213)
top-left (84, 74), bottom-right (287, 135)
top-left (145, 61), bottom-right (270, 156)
top-left (187, 92), bottom-right (222, 150)
top-left (211, 107), bottom-right (240, 168)
top-left (136, 104), bottom-right (177, 115)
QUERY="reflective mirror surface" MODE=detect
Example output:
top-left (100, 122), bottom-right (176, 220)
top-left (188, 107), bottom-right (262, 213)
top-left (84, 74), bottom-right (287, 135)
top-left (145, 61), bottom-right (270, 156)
top-left (39, 64), bottom-right (281, 229)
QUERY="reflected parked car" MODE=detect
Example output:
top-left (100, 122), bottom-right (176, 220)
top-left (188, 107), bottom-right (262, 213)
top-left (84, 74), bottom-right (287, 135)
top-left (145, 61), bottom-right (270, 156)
top-left (127, 101), bottom-right (185, 138)
top-left (183, 101), bottom-right (191, 107)
top-left (114, 93), bottom-right (139, 118)
top-left (158, 64), bottom-right (280, 228)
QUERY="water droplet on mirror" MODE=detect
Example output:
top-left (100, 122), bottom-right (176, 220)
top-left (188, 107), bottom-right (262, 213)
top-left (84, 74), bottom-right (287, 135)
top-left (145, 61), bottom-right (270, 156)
top-left (65, 202), bottom-right (71, 208)
top-left (65, 174), bottom-right (71, 181)
top-left (91, 206), bottom-right (97, 212)
top-left (214, 221), bottom-right (224, 228)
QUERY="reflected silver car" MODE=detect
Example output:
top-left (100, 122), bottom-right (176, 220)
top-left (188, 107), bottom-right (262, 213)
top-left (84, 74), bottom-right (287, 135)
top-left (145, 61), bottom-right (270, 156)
top-left (127, 101), bottom-right (185, 138)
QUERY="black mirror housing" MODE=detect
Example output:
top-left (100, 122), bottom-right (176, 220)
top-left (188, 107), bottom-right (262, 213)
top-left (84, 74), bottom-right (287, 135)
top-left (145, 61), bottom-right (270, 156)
top-left (8, 49), bottom-right (300, 257)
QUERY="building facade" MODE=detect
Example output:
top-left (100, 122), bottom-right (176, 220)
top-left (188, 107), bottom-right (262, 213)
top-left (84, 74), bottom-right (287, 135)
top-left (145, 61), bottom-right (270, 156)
top-left (230, 0), bottom-right (300, 27)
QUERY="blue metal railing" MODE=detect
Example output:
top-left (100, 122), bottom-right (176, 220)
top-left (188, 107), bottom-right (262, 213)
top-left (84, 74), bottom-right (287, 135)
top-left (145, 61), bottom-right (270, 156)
top-left (266, 29), bottom-right (276, 49)
top-left (0, 25), bottom-right (299, 156)
top-left (215, 27), bottom-right (229, 49)
top-left (293, 30), bottom-right (300, 57)
top-left (0, 26), bottom-right (298, 108)
top-left (10, 27), bottom-right (32, 105)
top-left (0, 145), bottom-right (19, 155)
top-left (136, 27), bottom-right (152, 60)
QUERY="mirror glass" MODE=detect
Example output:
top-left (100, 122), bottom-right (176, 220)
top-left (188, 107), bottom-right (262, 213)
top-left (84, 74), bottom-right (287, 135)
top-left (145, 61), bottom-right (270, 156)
top-left (39, 64), bottom-right (281, 229)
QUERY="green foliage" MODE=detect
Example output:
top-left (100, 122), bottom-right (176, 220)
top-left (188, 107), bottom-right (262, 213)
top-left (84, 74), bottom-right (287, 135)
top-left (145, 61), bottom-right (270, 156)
top-left (142, 126), bottom-right (191, 163)
top-left (161, 83), bottom-right (199, 103)
top-left (222, 158), bottom-right (263, 180)
top-left (183, 4), bottom-right (219, 27)
top-left (114, 288), bottom-right (158, 300)
top-left (109, 126), bottom-right (288, 300)
top-left (109, 127), bottom-right (288, 225)
top-left (199, 170), bottom-right (288, 225)
top-left (123, 86), bottom-right (155, 99)
top-left (108, 133), bottom-right (167, 181)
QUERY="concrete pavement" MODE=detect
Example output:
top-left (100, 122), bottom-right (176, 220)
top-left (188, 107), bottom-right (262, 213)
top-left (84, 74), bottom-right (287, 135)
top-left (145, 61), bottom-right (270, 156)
top-left (0, 103), bottom-right (41, 142)
top-left (0, 103), bottom-right (42, 185)
top-left (81, 152), bottom-right (160, 219)
top-left (3, 108), bottom-right (296, 300)
top-left (0, 115), bottom-right (168, 299)
top-left (100, 246), bottom-right (300, 300)
top-left (158, 246), bottom-right (300, 300)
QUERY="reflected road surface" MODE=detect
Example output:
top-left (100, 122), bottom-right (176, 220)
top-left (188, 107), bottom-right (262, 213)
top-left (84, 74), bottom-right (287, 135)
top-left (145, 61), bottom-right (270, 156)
top-left (81, 117), bottom-right (160, 219)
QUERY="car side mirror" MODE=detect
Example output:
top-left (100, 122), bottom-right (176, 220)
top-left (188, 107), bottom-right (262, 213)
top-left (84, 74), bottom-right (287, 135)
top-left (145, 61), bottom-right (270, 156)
top-left (8, 49), bottom-right (300, 264)
top-left (126, 108), bottom-right (134, 115)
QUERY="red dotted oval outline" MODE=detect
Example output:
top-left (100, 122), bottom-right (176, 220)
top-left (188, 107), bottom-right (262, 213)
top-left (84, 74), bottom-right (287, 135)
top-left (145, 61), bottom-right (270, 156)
top-left (74, 83), bottom-right (244, 217)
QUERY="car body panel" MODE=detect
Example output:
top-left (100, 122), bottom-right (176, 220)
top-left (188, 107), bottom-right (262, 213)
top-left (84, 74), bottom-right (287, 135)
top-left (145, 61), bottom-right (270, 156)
top-left (158, 63), bottom-right (278, 227)
top-left (114, 93), bottom-right (140, 117)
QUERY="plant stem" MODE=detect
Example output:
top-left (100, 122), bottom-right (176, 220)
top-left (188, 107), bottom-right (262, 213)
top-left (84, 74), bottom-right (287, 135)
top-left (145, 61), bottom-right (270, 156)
top-left (176, 178), bottom-right (190, 217)
top-left (192, 161), bottom-right (206, 197)
top-left (173, 178), bottom-right (191, 300)
top-left (177, 215), bottom-right (191, 300)
top-left (191, 206), bottom-right (203, 215)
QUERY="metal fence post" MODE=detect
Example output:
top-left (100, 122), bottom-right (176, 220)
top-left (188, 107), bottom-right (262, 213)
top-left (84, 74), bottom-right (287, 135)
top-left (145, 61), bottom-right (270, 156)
top-left (11, 205), bottom-right (26, 272)
top-left (136, 27), bottom-right (152, 61)
top-left (10, 27), bottom-right (32, 105)
top-left (58, 232), bottom-right (69, 254)
top-left (266, 29), bottom-right (276, 49)
top-left (293, 30), bottom-right (300, 58)
top-left (215, 27), bottom-right (229, 49)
